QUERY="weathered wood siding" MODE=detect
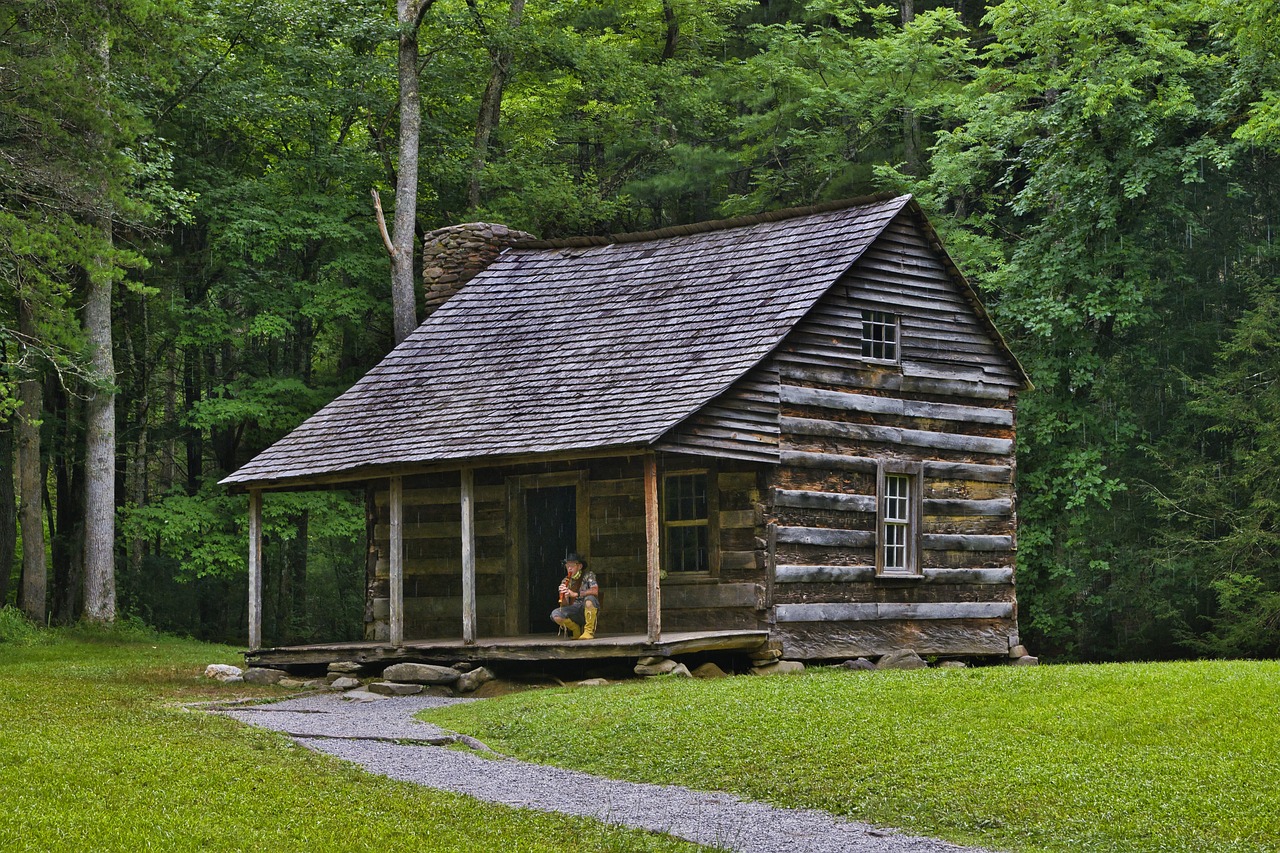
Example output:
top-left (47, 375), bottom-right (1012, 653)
top-left (368, 455), bottom-right (769, 640)
top-left (763, 209), bottom-right (1021, 659)
top-left (367, 470), bottom-right (509, 641)
top-left (772, 211), bottom-right (1022, 393)
top-left (656, 366), bottom-right (781, 463)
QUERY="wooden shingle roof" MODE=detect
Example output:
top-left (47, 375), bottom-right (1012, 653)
top-left (223, 194), bottom-right (919, 487)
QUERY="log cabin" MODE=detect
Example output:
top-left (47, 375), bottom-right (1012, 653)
top-left (221, 193), bottom-right (1031, 665)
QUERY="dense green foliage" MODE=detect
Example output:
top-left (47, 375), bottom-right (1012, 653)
top-left (3, 0), bottom-right (1279, 658)
top-left (427, 662), bottom-right (1280, 852)
top-left (0, 624), bottom-right (707, 852)
top-left (905, 0), bottom-right (1280, 660)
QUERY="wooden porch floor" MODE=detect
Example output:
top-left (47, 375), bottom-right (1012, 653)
top-left (245, 629), bottom-right (770, 668)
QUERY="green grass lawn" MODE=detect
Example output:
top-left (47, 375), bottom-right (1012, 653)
top-left (0, 618), bottom-right (705, 853)
top-left (425, 659), bottom-right (1280, 853)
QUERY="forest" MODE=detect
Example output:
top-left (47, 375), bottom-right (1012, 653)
top-left (2, 0), bottom-right (1278, 661)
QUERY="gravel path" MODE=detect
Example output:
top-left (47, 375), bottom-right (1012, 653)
top-left (219, 693), bottom-right (999, 853)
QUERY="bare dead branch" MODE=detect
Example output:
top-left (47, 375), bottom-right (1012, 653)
top-left (371, 188), bottom-right (397, 258)
top-left (1135, 478), bottom-right (1218, 524)
top-left (0, 325), bottom-right (97, 398)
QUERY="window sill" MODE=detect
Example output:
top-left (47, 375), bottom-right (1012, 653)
top-left (875, 572), bottom-right (923, 582)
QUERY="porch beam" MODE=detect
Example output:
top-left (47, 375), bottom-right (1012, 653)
top-left (248, 489), bottom-right (263, 650)
top-left (390, 475), bottom-right (404, 646)
top-left (644, 453), bottom-right (661, 643)
top-left (461, 466), bottom-right (477, 644)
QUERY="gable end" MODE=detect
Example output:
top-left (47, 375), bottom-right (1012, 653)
top-left (766, 207), bottom-right (1026, 398)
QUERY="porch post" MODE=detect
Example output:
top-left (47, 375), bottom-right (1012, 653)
top-left (644, 453), bottom-right (662, 643)
top-left (389, 475), bottom-right (404, 646)
top-left (247, 488), bottom-right (263, 650)
top-left (460, 466), bottom-right (477, 644)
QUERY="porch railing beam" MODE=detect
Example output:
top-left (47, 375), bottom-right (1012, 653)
top-left (644, 453), bottom-right (661, 643)
top-left (461, 466), bottom-right (477, 644)
top-left (389, 475), bottom-right (404, 646)
top-left (248, 489), bottom-right (263, 650)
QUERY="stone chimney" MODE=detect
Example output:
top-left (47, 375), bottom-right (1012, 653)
top-left (421, 222), bottom-right (535, 316)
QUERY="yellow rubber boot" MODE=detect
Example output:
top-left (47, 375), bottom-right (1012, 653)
top-left (561, 618), bottom-right (582, 640)
top-left (580, 603), bottom-right (598, 640)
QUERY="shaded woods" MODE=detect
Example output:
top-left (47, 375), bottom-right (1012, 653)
top-left (2, 0), bottom-right (1278, 659)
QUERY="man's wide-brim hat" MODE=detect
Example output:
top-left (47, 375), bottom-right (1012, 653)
top-left (563, 552), bottom-right (583, 565)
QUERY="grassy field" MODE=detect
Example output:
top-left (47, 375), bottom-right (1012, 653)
top-left (7, 608), bottom-right (1274, 853)
top-left (425, 659), bottom-right (1280, 853)
top-left (0, 614), bottom-right (705, 853)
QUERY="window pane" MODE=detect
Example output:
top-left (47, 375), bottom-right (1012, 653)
top-left (884, 475), bottom-right (909, 521)
top-left (884, 523), bottom-right (907, 571)
top-left (667, 525), bottom-right (708, 572)
top-left (665, 473), bottom-right (707, 522)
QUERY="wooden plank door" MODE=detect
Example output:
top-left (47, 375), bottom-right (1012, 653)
top-left (523, 485), bottom-right (577, 634)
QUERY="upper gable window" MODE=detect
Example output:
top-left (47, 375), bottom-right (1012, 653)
top-left (861, 310), bottom-right (899, 362)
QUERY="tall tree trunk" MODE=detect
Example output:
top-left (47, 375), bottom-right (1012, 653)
top-left (900, 0), bottom-right (920, 177)
top-left (183, 348), bottom-right (202, 494)
top-left (661, 0), bottom-right (679, 61)
top-left (16, 300), bottom-right (45, 623)
top-left (0, 339), bottom-right (15, 609)
top-left (50, 379), bottom-right (85, 623)
top-left (384, 0), bottom-right (437, 344)
top-left (0, 407), bottom-right (14, 609)
top-left (83, 14), bottom-right (115, 623)
top-left (468, 0), bottom-right (526, 211)
top-left (122, 292), bottom-right (150, 597)
top-left (161, 357), bottom-right (177, 490)
top-left (83, 224), bottom-right (117, 623)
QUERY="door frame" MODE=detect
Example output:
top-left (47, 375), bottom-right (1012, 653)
top-left (506, 470), bottom-right (590, 634)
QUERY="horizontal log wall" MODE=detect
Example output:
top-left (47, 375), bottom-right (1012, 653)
top-left (368, 456), bottom-right (770, 640)
top-left (762, 208), bottom-right (1020, 659)
top-left (774, 619), bottom-right (1013, 658)
top-left (768, 385), bottom-right (1019, 656)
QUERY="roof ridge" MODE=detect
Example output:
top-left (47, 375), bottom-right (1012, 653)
top-left (517, 192), bottom-right (909, 249)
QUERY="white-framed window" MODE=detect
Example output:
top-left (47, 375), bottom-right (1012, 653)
top-left (663, 471), bottom-right (710, 573)
top-left (876, 461), bottom-right (922, 576)
top-left (861, 309), bottom-right (899, 362)
top-left (882, 475), bottom-right (911, 572)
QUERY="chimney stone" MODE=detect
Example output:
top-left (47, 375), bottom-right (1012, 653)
top-left (421, 222), bottom-right (535, 316)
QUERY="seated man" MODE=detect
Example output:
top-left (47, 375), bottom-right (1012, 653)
top-left (550, 553), bottom-right (599, 640)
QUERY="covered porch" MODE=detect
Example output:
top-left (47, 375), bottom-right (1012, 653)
top-left (241, 451), bottom-right (770, 663)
